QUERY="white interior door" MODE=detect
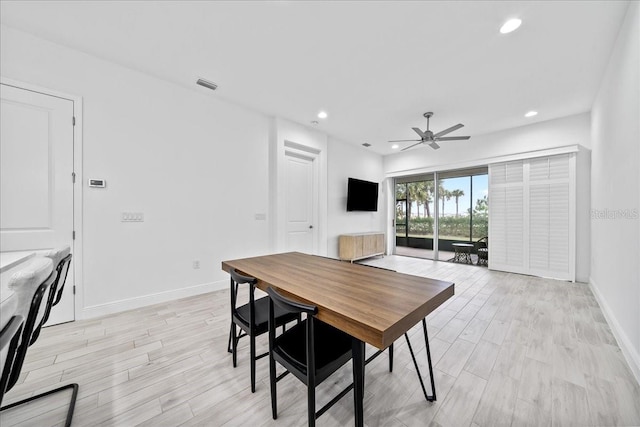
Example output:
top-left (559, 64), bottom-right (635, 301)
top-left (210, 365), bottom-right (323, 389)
top-left (0, 83), bottom-right (75, 325)
top-left (284, 152), bottom-right (316, 254)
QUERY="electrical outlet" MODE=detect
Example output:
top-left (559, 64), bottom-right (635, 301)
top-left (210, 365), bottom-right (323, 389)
top-left (193, 260), bottom-right (200, 269)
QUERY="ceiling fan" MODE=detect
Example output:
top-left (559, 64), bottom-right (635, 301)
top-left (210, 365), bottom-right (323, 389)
top-left (389, 112), bottom-right (470, 151)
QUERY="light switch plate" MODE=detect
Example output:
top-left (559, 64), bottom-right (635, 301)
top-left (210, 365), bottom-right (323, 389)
top-left (121, 212), bottom-right (144, 222)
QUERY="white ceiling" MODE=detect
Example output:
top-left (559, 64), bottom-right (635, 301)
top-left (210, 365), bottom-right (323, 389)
top-left (0, 1), bottom-right (629, 155)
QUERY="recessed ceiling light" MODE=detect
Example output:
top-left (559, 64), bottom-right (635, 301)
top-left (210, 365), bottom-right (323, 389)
top-left (500, 18), bottom-right (522, 34)
top-left (317, 111), bottom-right (328, 119)
top-left (524, 111), bottom-right (538, 118)
top-left (391, 144), bottom-right (399, 149)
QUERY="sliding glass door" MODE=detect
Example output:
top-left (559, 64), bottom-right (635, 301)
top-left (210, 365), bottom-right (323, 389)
top-left (395, 168), bottom-right (488, 261)
top-left (395, 175), bottom-right (435, 258)
top-left (437, 168), bottom-right (488, 260)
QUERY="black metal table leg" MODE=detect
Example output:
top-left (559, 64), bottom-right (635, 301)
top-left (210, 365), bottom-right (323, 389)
top-left (351, 338), bottom-right (365, 427)
top-left (404, 318), bottom-right (436, 402)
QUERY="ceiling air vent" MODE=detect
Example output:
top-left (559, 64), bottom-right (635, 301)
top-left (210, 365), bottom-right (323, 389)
top-left (196, 78), bottom-right (218, 91)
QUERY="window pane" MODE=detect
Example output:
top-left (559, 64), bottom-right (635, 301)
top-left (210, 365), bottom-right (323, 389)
top-left (438, 176), bottom-right (471, 241)
top-left (472, 174), bottom-right (489, 240)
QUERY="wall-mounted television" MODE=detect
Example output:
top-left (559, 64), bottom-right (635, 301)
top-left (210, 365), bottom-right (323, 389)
top-left (347, 178), bottom-right (379, 212)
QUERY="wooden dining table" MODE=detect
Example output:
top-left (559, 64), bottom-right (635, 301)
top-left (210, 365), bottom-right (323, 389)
top-left (221, 252), bottom-right (454, 426)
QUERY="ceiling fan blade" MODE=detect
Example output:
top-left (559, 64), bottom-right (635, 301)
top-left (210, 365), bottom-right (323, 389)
top-left (428, 141), bottom-right (440, 149)
top-left (388, 139), bottom-right (421, 143)
top-left (401, 141), bottom-right (424, 151)
top-left (433, 123), bottom-right (464, 138)
top-left (435, 136), bottom-right (471, 141)
top-left (412, 127), bottom-right (426, 138)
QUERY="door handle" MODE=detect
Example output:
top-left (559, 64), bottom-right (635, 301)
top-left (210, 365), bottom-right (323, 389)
top-left (309, 225), bottom-right (313, 229)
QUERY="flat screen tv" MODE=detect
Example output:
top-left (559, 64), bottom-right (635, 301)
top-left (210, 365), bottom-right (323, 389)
top-left (347, 178), bottom-right (379, 212)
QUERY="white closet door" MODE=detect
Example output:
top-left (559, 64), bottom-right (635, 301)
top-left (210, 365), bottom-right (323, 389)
top-left (528, 154), bottom-right (572, 280)
top-left (489, 154), bottom-right (575, 281)
top-left (489, 161), bottom-right (525, 273)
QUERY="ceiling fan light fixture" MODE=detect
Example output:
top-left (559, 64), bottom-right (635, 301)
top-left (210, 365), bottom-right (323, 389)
top-left (525, 110), bottom-right (538, 117)
top-left (500, 18), bottom-right (522, 34)
top-left (317, 111), bottom-right (328, 119)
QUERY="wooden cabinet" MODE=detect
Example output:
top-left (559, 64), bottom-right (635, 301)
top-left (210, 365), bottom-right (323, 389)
top-left (339, 233), bottom-right (385, 262)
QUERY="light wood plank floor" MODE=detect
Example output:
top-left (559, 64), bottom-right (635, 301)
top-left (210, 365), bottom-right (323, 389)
top-left (2, 256), bottom-right (639, 426)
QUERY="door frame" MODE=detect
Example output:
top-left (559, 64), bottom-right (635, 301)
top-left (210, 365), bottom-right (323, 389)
top-left (270, 125), bottom-right (327, 256)
top-left (283, 147), bottom-right (319, 253)
top-left (1, 77), bottom-right (84, 320)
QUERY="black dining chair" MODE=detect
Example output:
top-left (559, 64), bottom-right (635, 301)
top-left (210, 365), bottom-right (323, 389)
top-left (476, 236), bottom-right (488, 266)
top-left (30, 249), bottom-right (72, 344)
top-left (227, 268), bottom-right (300, 393)
top-left (0, 257), bottom-right (79, 427)
top-left (0, 315), bottom-right (24, 406)
top-left (0, 288), bottom-right (24, 406)
top-left (267, 286), bottom-right (356, 427)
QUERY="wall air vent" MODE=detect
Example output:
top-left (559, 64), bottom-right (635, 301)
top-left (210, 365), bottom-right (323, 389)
top-left (196, 78), bottom-right (218, 91)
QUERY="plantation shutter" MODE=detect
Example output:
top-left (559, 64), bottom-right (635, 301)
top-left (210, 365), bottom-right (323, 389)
top-left (489, 161), bottom-right (525, 271)
top-left (528, 154), bottom-right (572, 279)
top-left (489, 154), bottom-right (575, 281)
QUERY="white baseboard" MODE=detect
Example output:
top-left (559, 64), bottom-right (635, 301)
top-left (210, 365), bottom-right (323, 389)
top-left (589, 278), bottom-right (640, 385)
top-left (81, 279), bottom-right (227, 319)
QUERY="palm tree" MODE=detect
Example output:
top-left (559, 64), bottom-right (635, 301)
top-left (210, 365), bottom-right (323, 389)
top-left (424, 181), bottom-right (434, 218)
top-left (474, 195), bottom-right (488, 215)
top-left (450, 189), bottom-right (465, 217)
top-left (407, 182), bottom-right (419, 218)
top-left (416, 181), bottom-right (428, 218)
top-left (408, 181), bottom-right (429, 219)
top-left (440, 189), bottom-right (451, 216)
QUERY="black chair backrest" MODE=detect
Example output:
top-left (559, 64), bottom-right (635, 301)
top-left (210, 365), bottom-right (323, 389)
top-left (266, 287), bottom-right (317, 316)
top-left (229, 268), bottom-right (259, 322)
top-left (7, 271), bottom-right (55, 392)
top-left (30, 253), bottom-right (73, 345)
top-left (477, 236), bottom-right (488, 249)
top-left (52, 253), bottom-right (73, 306)
top-left (267, 287), bottom-right (318, 375)
top-left (0, 315), bottom-right (25, 405)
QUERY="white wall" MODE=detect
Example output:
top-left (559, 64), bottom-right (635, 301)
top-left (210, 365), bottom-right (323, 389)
top-left (590, 2), bottom-right (640, 381)
top-left (0, 25), bottom-right (387, 317)
top-left (1, 25), bottom-right (272, 316)
top-left (327, 137), bottom-right (386, 259)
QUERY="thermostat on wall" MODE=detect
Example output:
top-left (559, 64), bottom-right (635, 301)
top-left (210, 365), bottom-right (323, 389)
top-left (88, 179), bottom-right (106, 188)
